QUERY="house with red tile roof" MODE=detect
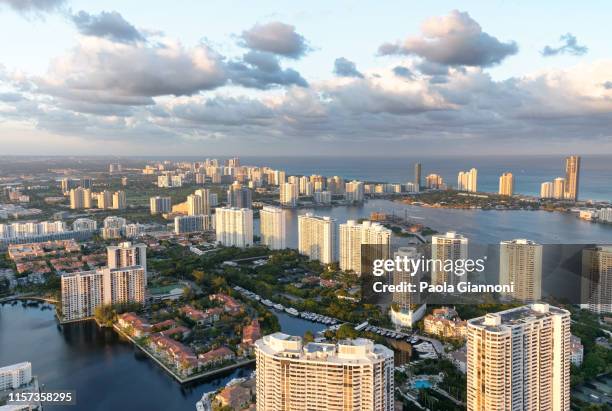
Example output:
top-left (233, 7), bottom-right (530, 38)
top-left (198, 346), bottom-right (235, 367)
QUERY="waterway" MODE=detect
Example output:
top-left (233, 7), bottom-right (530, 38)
top-left (3, 199), bottom-right (612, 410)
top-left (0, 302), bottom-right (325, 411)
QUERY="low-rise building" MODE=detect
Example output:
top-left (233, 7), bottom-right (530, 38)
top-left (423, 307), bottom-right (467, 339)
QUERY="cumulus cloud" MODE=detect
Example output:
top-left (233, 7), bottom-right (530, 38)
top-left (33, 37), bottom-right (227, 105)
top-left (71, 11), bottom-right (145, 43)
top-left (378, 10), bottom-right (518, 67)
top-left (227, 51), bottom-right (308, 89)
top-left (0, 0), bottom-right (65, 15)
top-left (240, 21), bottom-right (309, 58)
top-left (541, 33), bottom-right (588, 57)
top-left (333, 58), bottom-right (364, 78)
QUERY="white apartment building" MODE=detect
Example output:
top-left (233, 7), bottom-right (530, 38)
top-left (314, 190), bottom-right (331, 204)
top-left (467, 304), bottom-right (571, 411)
top-left (345, 181), bottom-right (365, 203)
top-left (581, 246), bottom-right (612, 314)
top-left (431, 231), bottom-right (469, 286)
top-left (255, 333), bottom-right (394, 411)
top-left (339, 220), bottom-right (391, 275)
top-left (298, 213), bottom-right (337, 264)
top-left (61, 244), bottom-right (147, 321)
top-left (279, 182), bottom-right (298, 207)
top-left (499, 239), bottom-right (543, 302)
top-left (259, 206), bottom-right (286, 250)
top-left (215, 207), bottom-right (253, 247)
top-left (0, 362), bottom-right (32, 391)
top-left (72, 218), bottom-right (97, 232)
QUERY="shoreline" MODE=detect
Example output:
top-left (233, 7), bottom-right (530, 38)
top-left (112, 324), bottom-right (255, 384)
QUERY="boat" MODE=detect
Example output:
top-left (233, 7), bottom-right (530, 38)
top-left (274, 303), bottom-right (284, 310)
top-left (285, 308), bottom-right (299, 316)
top-left (195, 391), bottom-right (214, 411)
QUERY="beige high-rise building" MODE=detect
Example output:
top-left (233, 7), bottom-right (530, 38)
top-left (498, 172), bottom-right (514, 196)
top-left (499, 239), bottom-right (542, 302)
top-left (298, 176), bottom-right (313, 196)
top-left (260, 206), bottom-right (286, 250)
top-left (467, 303), bottom-right (571, 411)
top-left (61, 270), bottom-right (107, 321)
top-left (457, 168), bottom-right (478, 192)
top-left (255, 333), bottom-right (394, 411)
top-left (339, 220), bottom-right (391, 275)
top-left (112, 191), bottom-right (126, 210)
top-left (425, 173), bottom-right (444, 189)
top-left (581, 246), bottom-right (612, 314)
top-left (97, 190), bottom-right (113, 209)
top-left (431, 231), bottom-right (468, 286)
top-left (564, 155), bottom-right (580, 201)
top-left (541, 181), bottom-right (554, 199)
top-left (215, 207), bottom-right (253, 247)
top-left (69, 187), bottom-right (92, 209)
top-left (345, 181), bottom-right (364, 203)
top-left (553, 177), bottom-right (566, 200)
top-left (279, 182), bottom-right (298, 207)
top-left (298, 213), bottom-right (337, 264)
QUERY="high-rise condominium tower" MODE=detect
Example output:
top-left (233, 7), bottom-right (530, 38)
top-left (150, 196), bottom-right (171, 215)
top-left (499, 239), bottom-right (542, 302)
top-left (581, 246), bottom-right (612, 314)
top-left (390, 246), bottom-right (425, 327)
top-left (457, 168), bottom-right (478, 192)
top-left (553, 177), bottom-right (566, 200)
top-left (107, 241), bottom-right (147, 274)
top-left (69, 187), bottom-right (92, 209)
top-left (431, 231), bottom-right (469, 286)
top-left (279, 182), bottom-right (298, 207)
top-left (467, 304), bottom-right (570, 411)
top-left (61, 243), bottom-right (147, 321)
top-left (498, 172), bottom-right (514, 196)
top-left (541, 182), bottom-right (554, 199)
top-left (298, 213), bottom-right (337, 264)
top-left (339, 220), bottom-right (391, 275)
top-left (187, 189), bottom-right (211, 216)
top-left (227, 182), bottom-right (252, 209)
top-left (259, 206), bottom-right (286, 250)
top-left (255, 333), bottom-right (394, 411)
top-left (564, 155), bottom-right (580, 201)
top-left (345, 180), bottom-right (364, 203)
top-left (215, 207), bottom-right (253, 247)
top-left (414, 162), bottom-right (422, 189)
top-left (112, 191), bottom-right (126, 210)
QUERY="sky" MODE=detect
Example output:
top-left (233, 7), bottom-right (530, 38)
top-left (0, 0), bottom-right (611, 156)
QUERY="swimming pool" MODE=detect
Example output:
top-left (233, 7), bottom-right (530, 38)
top-left (413, 379), bottom-right (433, 389)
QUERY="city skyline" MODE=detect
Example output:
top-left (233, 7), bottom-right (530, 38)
top-left (1, 1), bottom-right (612, 155)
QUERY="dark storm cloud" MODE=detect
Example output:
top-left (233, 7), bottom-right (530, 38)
top-left (71, 11), bottom-right (145, 43)
top-left (333, 58), bottom-right (364, 78)
top-left (541, 33), bottom-right (588, 57)
top-left (240, 21), bottom-right (309, 58)
top-left (378, 10), bottom-right (518, 67)
top-left (227, 51), bottom-right (308, 89)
